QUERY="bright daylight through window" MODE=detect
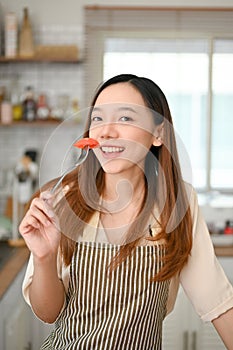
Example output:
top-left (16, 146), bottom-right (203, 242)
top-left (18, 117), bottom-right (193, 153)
top-left (103, 37), bottom-right (233, 192)
top-left (212, 39), bottom-right (233, 189)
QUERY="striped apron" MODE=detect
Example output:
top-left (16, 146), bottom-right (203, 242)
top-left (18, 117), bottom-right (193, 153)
top-left (40, 242), bottom-right (169, 350)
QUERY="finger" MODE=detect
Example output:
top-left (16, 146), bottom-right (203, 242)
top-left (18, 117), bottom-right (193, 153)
top-left (40, 192), bottom-right (55, 217)
top-left (19, 216), bottom-right (40, 235)
top-left (27, 205), bottom-right (52, 228)
top-left (30, 197), bottom-right (54, 219)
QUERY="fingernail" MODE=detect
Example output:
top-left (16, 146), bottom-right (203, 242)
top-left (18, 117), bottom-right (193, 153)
top-left (47, 210), bottom-right (54, 218)
top-left (41, 191), bottom-right (52, 200)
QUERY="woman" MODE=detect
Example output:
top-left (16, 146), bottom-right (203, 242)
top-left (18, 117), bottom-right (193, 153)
top-left (20, 74), bottom-right (233, 349)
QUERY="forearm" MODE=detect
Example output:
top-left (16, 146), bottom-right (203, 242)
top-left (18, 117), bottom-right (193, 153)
top-left (29, 254), bottom-right (65, 324)
top-left (212, 307), bottom-right (233, 350)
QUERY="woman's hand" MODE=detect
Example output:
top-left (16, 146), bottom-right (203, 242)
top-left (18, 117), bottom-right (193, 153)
top-left (19, 191), bottom-right (61, 260)
top-left (20, 191), bottom-right (65, 323)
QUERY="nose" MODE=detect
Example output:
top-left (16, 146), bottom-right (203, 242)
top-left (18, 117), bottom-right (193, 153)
top-left (99, 122), bottom-right (119, 139)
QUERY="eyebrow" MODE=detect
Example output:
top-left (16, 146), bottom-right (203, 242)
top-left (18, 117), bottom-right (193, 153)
top-left (92, 106), bottom-right (137, 113)
top-left (118, 106), bottom-right (137, 113)
top-left (92, 107), bottom-right (102, 113)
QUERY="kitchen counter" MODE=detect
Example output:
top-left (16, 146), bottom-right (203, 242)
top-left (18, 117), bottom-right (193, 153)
top-left (214, 245), bottom-right (233, 257)
top-left (0, 242), bottom-right (29, 299)
top-left (0, 241), bottom-right (232, 301)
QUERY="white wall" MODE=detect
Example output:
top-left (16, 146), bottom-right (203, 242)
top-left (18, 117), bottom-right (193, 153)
top-left (0, 1), bottom-right (82, 26)
top-left (1, 0), bottom-right (233, 29)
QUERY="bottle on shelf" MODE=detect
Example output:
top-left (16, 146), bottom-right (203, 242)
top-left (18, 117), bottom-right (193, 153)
top-left (15, 152), bottom-right (38, 203)
top-left (224, 220), bottom-right (233, 235)
top-left (19, 7), bottom-right (35, 58)
top-left (11, 77), bottom-right (23, 121)
top-left (50, 94), bottom-right (69, 120)
top-left (4, 12), bottom-right (18, 58)
top-left (36, 94), bottom-right (50, 120)
top-left (71, 98), bottom-right (82, 123)
top-left (0, 90), bottom-right (12, 124)
top-left (0, 86), bottom-right (6, 106)
top-left (12, 93), bottom-right (23, 121)
top-left (22, 86), bottom-right (37, 121)
top-left (0, 87), bottom-right (4, 122)
top-left (72, 99), bottom-right (79, 114)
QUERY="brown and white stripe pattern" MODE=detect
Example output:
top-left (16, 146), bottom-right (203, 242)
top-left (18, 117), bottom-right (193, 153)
top-left (41, 242), bottom-right (169, 350)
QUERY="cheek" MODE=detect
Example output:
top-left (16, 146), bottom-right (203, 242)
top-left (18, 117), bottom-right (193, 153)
top-left (89, 126), bottom-right (98, 139)
top-left (132, 130), bottom-right (155, 148)
top-left (127, 144), bottom-right (149, 161)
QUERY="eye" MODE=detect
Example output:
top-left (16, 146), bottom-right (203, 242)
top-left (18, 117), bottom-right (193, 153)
top-left (91, 115), bottom-right (102, 123)
top-left (119, 115), bottom-right (133, 122)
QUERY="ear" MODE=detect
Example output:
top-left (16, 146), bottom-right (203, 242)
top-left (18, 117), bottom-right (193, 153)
top-left (152, 136), bottom-right (163, 147)
top-left (152, 122), bottom-right (164, 147)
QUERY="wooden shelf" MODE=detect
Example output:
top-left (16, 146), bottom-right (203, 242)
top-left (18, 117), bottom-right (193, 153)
top-left (0, 56), bottom-right (81, 63)
top-left (0, 120), bottom-right (59, 126)
top-left (214, 245), bottom-right (233, 257)
top-left (0, 119), bottom-right (82, 127)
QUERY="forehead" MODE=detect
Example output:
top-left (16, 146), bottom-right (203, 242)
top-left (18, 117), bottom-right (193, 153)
top-left (94, 83), bottom-right (146, 107)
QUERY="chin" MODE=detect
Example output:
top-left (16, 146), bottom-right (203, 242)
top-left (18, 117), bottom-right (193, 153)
top-left (101, 159), bottom-right (140, 176)
top-left (102, 164), bottom-right (125, 174)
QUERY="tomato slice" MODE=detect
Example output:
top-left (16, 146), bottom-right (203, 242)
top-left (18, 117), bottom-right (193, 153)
top-left (73, 137), bottom-right (99, 149)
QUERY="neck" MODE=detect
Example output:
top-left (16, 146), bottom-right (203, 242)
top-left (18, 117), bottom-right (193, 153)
top-left (102, 169), bottom-right (145, 213)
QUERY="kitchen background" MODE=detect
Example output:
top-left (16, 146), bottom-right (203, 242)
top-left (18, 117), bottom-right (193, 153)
top-left (0, 0), bottom-right (233, 349)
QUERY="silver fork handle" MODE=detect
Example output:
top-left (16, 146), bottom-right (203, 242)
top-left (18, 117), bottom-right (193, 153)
top-left (51, 164), bottom-right (77, 194)
top-left (50, 148), bottom-right (89, 194)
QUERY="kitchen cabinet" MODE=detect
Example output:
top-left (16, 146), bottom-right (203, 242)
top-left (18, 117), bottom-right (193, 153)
top-left (162, 288), bottom-right (225, 350)
top-left (163, 254), bottom-right (233, 350)
top-left (0, 265), bottom-right (31, 350)
top-left (0, 245), bottom-right (53, 350)
top-left (30, 316), bottom-right (53, 350)
top-left (162, 287), bottom-right (187, 349)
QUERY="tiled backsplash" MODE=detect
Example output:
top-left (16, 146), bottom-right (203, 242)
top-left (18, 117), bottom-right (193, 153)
top-left (0, 62), bottom-right (84, 108)
top-left (0, 25), bottom-right (86, 215)
top-left (33, 25), bottom-right (84, 48)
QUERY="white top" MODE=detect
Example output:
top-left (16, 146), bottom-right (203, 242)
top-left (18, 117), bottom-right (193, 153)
top-left (22, 185), bottom-right (233, 322)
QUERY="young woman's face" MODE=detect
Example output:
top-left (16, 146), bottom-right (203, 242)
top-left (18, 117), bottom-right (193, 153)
top-left (89, 83), bottom-right (161, 175)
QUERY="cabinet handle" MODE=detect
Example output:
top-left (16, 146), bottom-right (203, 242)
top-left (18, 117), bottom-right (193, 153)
top-left (183, 330), bottom-right (189, 350)
top-left (191, 331), bottom-right (197, 350)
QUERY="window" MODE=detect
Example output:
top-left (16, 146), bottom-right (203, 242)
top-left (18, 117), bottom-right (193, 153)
top-left (104, 38), bottom-right (209, 189)
top-left (85, 7), bottom-right (233, 192)
top-left (211, 39), bottom-right (233, 189)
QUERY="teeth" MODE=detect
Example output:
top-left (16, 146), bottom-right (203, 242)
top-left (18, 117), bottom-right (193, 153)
top-left (101, 146), bottom-right (124, 153)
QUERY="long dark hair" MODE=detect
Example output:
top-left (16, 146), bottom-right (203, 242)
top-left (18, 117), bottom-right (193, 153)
top-left (41, 74), bottom-right (193, 281)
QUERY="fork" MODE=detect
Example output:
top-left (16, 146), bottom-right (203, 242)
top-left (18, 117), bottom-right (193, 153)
top-left (50, 146), bottom-right (89, 194)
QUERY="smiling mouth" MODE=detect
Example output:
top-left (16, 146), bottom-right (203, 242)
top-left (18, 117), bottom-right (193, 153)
top-left (101, 146), bottom-right (125, 153)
